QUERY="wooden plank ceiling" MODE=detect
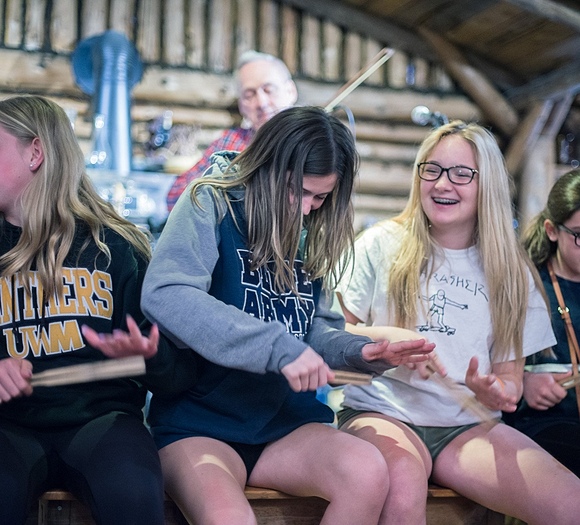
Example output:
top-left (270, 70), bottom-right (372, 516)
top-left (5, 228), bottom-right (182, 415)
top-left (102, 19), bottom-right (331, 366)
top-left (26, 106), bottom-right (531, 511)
top-left (283, 0), bottom-right (580, 110)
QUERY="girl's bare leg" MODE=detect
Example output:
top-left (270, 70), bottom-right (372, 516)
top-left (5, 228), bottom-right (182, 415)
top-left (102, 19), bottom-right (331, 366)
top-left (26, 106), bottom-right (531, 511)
top-left (433, 422), bottom-right (580, 525)
top-left (340, 413), bottom-right (432, 525)
top-left (159, 437), bottom-right (256, 525)
top-left (249, 422), bottom-right (389, 525)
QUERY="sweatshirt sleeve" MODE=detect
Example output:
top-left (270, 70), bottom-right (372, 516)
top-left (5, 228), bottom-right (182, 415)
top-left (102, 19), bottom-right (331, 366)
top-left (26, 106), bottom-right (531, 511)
top-left (141, 187), bottom-right (307, 375)
top-left (305, 287), bottom-right (397, 375)
top-left (106, 233), bottom-right (199, 395)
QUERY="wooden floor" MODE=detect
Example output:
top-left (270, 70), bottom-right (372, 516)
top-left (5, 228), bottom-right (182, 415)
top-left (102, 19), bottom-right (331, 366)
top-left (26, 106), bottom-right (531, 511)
top-left (29, 486), bottom-right (505, 525)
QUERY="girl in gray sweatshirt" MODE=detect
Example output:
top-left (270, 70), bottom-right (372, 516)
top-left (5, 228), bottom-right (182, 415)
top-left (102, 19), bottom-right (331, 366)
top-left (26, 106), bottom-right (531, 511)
top-left (141, 106), bottom-right (434, 525)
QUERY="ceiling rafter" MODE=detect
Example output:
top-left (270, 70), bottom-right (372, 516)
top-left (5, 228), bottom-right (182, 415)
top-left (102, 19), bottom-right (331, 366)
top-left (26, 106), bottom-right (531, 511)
top-left (506, 60), bottom-right (580, 106)
top-left (278, 0), bottom-right (436, 59)
top-left (502, 0), bottom-right (580, 32)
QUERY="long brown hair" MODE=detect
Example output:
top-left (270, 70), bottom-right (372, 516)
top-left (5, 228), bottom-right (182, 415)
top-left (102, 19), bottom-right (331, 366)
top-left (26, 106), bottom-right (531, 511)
top-left (523, 169), bottom-right (580, 266)
top-left (191, 106), bottom-right (359, 293)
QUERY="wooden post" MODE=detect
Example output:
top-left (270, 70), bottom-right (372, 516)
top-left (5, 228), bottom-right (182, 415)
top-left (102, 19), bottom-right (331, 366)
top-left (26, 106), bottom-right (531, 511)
top-left (516, 94), bottom-right (574, 225)
top-left (505, 100), bottom-right (553, 178)
top-left (518, 136), bottom-right (555, 227)
top-left (418, 26), bottom-right (519, 136)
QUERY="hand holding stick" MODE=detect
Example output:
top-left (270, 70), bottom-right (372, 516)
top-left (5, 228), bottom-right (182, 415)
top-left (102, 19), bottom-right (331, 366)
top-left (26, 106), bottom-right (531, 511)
top-left (426, 362), bottom-right (496, 424)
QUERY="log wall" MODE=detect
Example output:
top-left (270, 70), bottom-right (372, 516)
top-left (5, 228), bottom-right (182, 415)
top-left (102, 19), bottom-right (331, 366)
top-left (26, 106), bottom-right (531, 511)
top-left (0, 0), bottom-right (482, 230)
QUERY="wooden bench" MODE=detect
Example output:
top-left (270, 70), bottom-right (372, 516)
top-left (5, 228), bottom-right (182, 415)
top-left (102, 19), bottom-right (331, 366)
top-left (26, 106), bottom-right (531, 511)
top-left (31, 485), bottom-right (504, 525)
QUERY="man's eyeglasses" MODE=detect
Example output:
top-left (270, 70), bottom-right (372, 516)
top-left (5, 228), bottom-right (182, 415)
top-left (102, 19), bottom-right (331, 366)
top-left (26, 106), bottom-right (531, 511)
top-left (558, 224), bottom-right (580, 247)
top-left (417, 162), bottom-right (478, 185)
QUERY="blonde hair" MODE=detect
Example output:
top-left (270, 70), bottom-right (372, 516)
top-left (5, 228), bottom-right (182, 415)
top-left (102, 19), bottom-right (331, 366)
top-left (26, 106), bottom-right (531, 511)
top-left (0, 95), bottom-right (151, 299)
top-left (191, 106), bottom-right (358, 293)
top-left (389, 120), bottom-right (539, 361)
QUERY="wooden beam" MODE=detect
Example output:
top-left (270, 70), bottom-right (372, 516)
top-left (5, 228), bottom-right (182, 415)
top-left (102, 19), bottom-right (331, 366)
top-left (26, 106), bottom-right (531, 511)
top-left (418, 26), bottom-right (519, 136)
top-left (543, 93), bottom-right (575, 139)
top-left (505, 100), bottom-right (553, 177)
top-left (518, 135), bottom-right (556, 226)
top-left (464, 52), bottom-right (522, 92)
top-left (418, 0), bottom-right (497, 33)
top-left (163, 0), bottom-right (186, 65)
top-left (505, 60), bottom-right (580, 108)
top-left (503, 0), bottom-right (580, 32)
top-left (0, 49), bottom-right (479, 124)
top-left (277, 0), bottom-right (436, 60)
top-left (297, 78), bottom-right (481, 122)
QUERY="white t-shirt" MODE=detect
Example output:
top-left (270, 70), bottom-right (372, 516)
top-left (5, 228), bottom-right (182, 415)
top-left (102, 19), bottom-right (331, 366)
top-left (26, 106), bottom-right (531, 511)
top-left (337, 220), bottom-right (556, 426)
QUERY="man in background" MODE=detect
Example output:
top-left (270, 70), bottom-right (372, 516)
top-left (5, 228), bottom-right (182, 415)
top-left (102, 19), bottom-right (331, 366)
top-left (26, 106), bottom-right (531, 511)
top-left (166, 50), bottom-right (298, 211)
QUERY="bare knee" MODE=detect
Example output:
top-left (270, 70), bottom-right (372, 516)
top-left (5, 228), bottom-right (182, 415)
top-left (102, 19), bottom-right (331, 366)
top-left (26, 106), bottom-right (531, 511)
top-left (382, 454), bottom-right (429, 524)
top-left (159, 438), bottom-right (253, 525)
top-left (331, 441), bottom-right (390, 504)
top-left (387, 476), bottom-right (428, 513)
top-left (166, 484), bottom-right (257, 525)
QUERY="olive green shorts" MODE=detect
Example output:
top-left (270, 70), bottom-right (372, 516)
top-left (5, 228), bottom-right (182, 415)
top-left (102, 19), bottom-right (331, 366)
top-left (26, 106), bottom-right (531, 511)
top-left (337, 407), bottom-right (493, 461)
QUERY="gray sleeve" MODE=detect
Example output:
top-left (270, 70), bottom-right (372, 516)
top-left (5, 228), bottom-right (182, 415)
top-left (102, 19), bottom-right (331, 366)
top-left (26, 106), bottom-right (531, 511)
top-left (141, 188), bottom-right (307, 375)
top-left (305, 288), bottom-right (395, 375)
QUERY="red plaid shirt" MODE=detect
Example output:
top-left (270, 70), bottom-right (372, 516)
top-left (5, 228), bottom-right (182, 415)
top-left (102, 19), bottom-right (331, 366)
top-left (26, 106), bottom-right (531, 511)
top-left (166, 127), bottom-right (255, 211)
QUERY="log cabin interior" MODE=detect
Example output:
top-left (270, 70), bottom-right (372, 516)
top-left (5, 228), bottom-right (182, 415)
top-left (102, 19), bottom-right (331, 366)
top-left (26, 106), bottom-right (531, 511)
top-left (2, 1), bottom-right (579, 524)
top-left (1, 0), bottom-right (578, 235)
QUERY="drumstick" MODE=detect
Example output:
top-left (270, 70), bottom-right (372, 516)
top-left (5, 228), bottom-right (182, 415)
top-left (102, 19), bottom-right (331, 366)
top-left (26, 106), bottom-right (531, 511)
top-left (30, 356), bottom-right (146, 387)
top-left (558, 373), bottom-right (580, 390)
top-left (324, 47), bottom-right (395, 113)
top-left (330, 370), bottom-right (372, 386)
top-left (425, 363), bottom-right (496, 424)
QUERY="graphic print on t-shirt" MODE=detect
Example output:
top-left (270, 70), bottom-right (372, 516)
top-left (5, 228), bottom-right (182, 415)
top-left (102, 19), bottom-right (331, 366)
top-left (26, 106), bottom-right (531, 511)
top-left (417, 289), bottom-right (468, 335)
top-left (416, 265), bottom-right (489, 337)
top-left (2, 269), bottom-right (113, 358)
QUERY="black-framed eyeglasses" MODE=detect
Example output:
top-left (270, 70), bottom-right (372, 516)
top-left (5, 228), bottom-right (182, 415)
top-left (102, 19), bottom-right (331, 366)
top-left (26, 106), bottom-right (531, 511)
top-left (417, 162), bottom-right (478, 185)
top-left (558, 224), bottom-right (580, 247)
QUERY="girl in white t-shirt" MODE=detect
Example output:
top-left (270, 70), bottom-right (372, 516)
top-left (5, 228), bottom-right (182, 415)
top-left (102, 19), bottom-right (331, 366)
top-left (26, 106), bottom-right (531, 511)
top-left (337, 121), bottom-right (580, 525)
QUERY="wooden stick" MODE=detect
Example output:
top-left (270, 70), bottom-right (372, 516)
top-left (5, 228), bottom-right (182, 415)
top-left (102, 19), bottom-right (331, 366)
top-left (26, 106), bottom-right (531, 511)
top-left (558, 373), bottom-right (580, 390)
top-left (330, 369), bottom-right (372, 386)
top-left (425, 363), bottom-right (496, 424)
top-left (31, 356), bottom-right (146, 387)
top-left (324, 47), bottom-right (394, 113)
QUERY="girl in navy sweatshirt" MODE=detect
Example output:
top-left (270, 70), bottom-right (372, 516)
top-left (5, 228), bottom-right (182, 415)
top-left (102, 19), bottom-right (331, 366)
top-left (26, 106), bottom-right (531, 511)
top-left (142, 106), bottom-right (435, 525)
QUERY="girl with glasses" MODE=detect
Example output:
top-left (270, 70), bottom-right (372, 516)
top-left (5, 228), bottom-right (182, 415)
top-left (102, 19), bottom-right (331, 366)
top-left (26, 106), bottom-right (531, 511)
top-left (336, 121), bottom-right (580, 524)
top-left (505, 169), bottom-right (580, 477)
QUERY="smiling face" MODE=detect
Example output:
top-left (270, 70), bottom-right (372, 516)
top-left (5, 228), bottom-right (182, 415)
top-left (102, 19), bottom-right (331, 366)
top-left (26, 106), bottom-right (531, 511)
top-left (289, 173), bottom-right (337, 216)
top-left (419, 134), bottom-right (479, 249)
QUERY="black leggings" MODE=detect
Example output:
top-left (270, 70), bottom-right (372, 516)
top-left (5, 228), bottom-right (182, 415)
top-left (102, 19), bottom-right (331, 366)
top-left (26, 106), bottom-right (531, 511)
top-left (532, 421), bottom-right (580, 477)
top-left (0, 412), bottom-right (165, 525)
